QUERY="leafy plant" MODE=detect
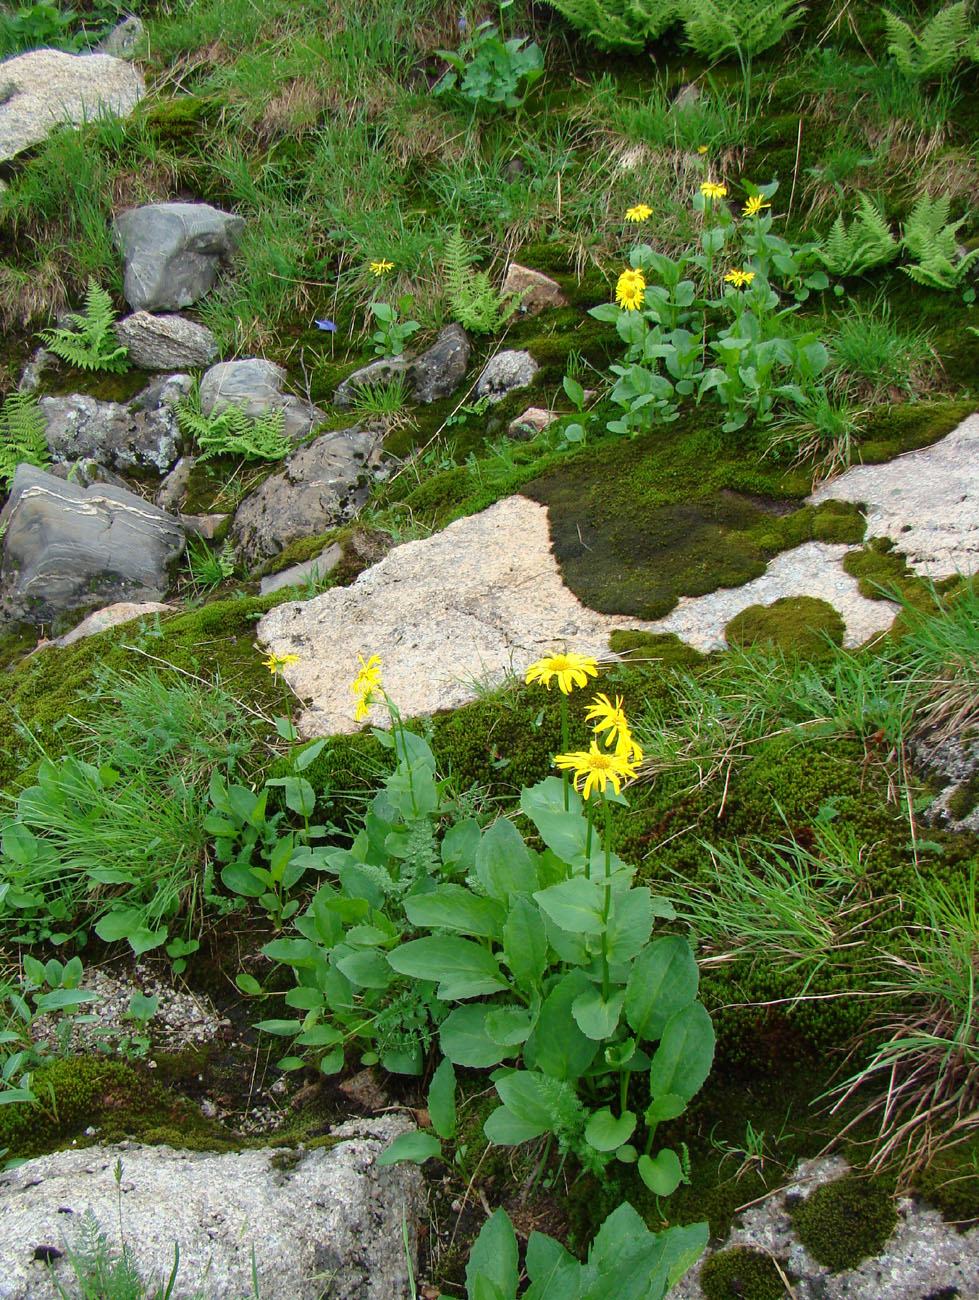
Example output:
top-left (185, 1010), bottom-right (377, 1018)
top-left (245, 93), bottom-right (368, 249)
top-left (186, 537), bottom-right (236, 592)
top-left (434, 21), bottom-right (544, 111)
top-left (0, 390), bottom-right (50, 487)
top-left (900, 192), bottom-right (979, 295)
top-left (38, 279), bottom-right (129, 374)
top-left (681, 0), bottom-right (804, 104)
top-left (541, 0), bottom-right (681, 53)
top-left (443, 228), bottom-right (520, 334)
top-left (815, 194), bottom-right (900, 278)
top-left (461, 1203), bottom-right (707, 1300)
top-left (175, 393), bottom-right (290, 462)
top-left (1, 955), bottom-right (99, 1106)
top-left (884, 2), bottom-right (977, 81)
top-left (370, 298), bottom-right (421, 358)
top-left (0, 1), bottom-right (79, 58)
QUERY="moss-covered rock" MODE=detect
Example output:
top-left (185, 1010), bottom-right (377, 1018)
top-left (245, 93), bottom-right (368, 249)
top-left (725, 596), bottom-right (845, 657)
top-left (700, 1246), bottom-right (789, 1300)
top-left (791, 1174), bottom-right (897, 1271)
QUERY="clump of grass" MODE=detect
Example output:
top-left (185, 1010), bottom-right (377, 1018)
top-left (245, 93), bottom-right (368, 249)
top-left (829, 295), bottom-right (941, 402)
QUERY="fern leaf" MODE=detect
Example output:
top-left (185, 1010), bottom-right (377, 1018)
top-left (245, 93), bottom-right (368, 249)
top-left (542, 0), bottom-right (679, 52)
top-left (885, 2), bottom-right (971, 79)
top-left (38, 277), bottom-right (129, 374)
top-left (0, 391), bottom-right (50, 486)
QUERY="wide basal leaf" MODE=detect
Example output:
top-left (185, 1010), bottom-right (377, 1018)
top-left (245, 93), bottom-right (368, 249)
top-left (648, 1002), bottom-right (715, 1102)
top-left (584, 1107), bottom-right (636, 1152)
top-left (428, 1057), bottom-right (456, 1139)
top-left (637, 1148), bottom-right (683, 1197)
top-left (533, 877), bottom-right (605, 934)
top-left (502, 895), bottom-right (548, 990)
top-left (376, 1131), bottom-right (442, 1165)
top-left (476, 817), bottom-right (538, 901)
top-left (524, 970), bottom-right (599, 1080)
top-left (466, 1207), bottom-right (519, 1300)
top-left (571, 986), bottom-right (624, 1040)
top-left (604, 887), bottom-right (653, 964)
top-left (624, 934), bottom-right (699, 1041)
top-left (440, 1004), bottom-right (511, 1067)
top-left (387, 935), bottom-right (508, 1000)
top-left (404, 885), bottom-right (506, 940)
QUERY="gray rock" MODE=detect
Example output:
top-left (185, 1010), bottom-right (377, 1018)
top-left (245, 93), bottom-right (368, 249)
top-left (199, 358), bottom-right (325, 441)
top-left (334, 324), bottom-right (470, 408)
top-left (475, 349), bottom-right (538, 403)
top-left (0, 49), bottom-right (144, 164)
top-left (42, 601), bottom-right (173, 649)
top-left (231, 426), bottom-right (381, 563)
top-left (0, 464), bottom-right (185, 626)
top-left (913, 730), bottom-right (979, 833)
top-left (40, 374), bottom-right (191, 474)
top-left (116, 312), bottom-right (218, 370)
top-left (112, 203), bottom-right (245, 312)
top-left (16, 347), bottom-right (53, 394)
top-left (500, 264), bottom-right (567, 314)
top-left (509, 406), bottom-right (556, 439)
top-left (260, 545), bottom-right (344, 595)
top-left (155, 455), bottom-right (195, 512)
top-left (94, 15), bottom-right (146, 58)
top-left (668, 1156), bottom-right (979, 1300)
top-left (0, 1119), bottom-right (422, 1300)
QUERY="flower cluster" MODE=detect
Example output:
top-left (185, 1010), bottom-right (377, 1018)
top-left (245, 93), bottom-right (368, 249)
top-left (555, 692), bottom-right (643, 799)
top-left (615, 267), bottom-right (646, 312)
top-left (350, 653), bottom-right (383, 722)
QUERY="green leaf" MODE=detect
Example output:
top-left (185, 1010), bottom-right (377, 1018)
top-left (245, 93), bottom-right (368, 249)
top-left (605, 888), bottom-right (652, 964)
top-left (284, 986), bottom-right (323, 1010)
top-left (335, 948), bottom-right (393, 989)
top-left (485, 1005), bottom-right (534, 1046)
top-left (649, 1002), bottom-right (715, 1102)
top-left (638, 1148), bottom-right (683, 1197)
top-left (533, 877), bottom-right (605, 934)
top-left (476, 816), bottom-right (538, 900)
top-left (440, 1005), bottom-right (510, 1067)
top-left (220, 862), bottom-right (265, 899)
top-left (484, 1104), bottom-right (549, 1147)
top-left (502, 896), bottom-right (548, 991)
top-left (404, 886), bottom-right (506, 939)
top-left (388, 936), bottom-right (508, 1000)
top-left (625, 935), bottom-right (700, 1042)
top-left (466, 1208), bottom-right (519, 1300)
top-left (255, 1018), bottom-right (302, 1036)
top-left (428, 1058), bottom-right (456, 1139)
top-left (294, 737), bottom-right (328, 771)
top-left (584, 1107), bottom-right (636, 1152)
top-left (644, 1093), bottom-right (687, 1126)
top-left (441, 817), bottom-right (481, 871)
top-left (524, 971), bottom-right (599, 1081)
top-left (376, 1131), bottom-right (442, 1165)
top-left (571, 987), bottom-right (624, 1040)
top-left (520, 777), bottom-right (588, 864)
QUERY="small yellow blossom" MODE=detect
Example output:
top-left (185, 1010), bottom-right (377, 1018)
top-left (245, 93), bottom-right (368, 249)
top-left (724, 268), bottom-right (756, 288)
top-left (585, 693), bottom-right (630, 746)
top-left (554, 741), bottom-right (639, 800)
top-left (370, 259), bottom-right (394, 276)
top-left (350, 653), bottom-right (383, 720)
top-left (615, 267), bottom-right (646, 312)
top-left (625, 203), bottom-right (653, 223)
top-left (742, 194), bottom-right (771, 218)
top-left (264, 652), bottom-right (299, 676)
top-left (700, 181), bottom-right (728, 200)
top-left (697, 145), bottom-right (709, 154)
top-left (525, 652), bottom-right (599, 695)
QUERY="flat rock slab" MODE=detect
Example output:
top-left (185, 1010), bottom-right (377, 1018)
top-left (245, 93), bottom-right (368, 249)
top-left (0, 49), bottom-right (144, 163)
top-left (0, 1120), bottom-right (422, 1300)
top-left (810, 411), bottom-right (979, 577)
top-left (116, 312), bottom-right (218, 370)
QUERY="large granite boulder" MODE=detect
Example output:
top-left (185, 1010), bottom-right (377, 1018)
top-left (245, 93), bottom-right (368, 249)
top-left (230, 425), bottom-right (381, 562)
top-left (40, 375), bottom-right (190, 474)
top-left (115, 312), bottom-right (218, 370)
top-left (112, 203), bottom-right (245, 312)
top-left (199, 358), bottom-right (325, 441)
top-left (0, 49), bottom-right (144, 164)
top-left (333, 323), bottom-right (470, 408)
top-left (0, 465), bottom-right (185, 626)
top-left (0, 1119), bottom-right (423, 1300)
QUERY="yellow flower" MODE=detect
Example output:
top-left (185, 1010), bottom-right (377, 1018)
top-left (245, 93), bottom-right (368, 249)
top-left (554, 741), bottom-right (639, 800)
top-left (525, 652), bottom-right (599, 695)
top-left (264, 652), bottom-right (299, 676)
top-left (724, 268), bottom-right (756, 288)
top-left (700, 181), bottom-right (728, 200)
top-left (697, 145), bottom-right (709, 154)
top-left (742, 194), bottom-right (771, 218)
top-left (615, 725), bottom-right (643, 765)
top-left (625, 203), bottom-right (653, 223)
top-left (615, 268), bottom-right (646, 312)
top-left (370, 258), bottom-right (394, 276)
top-left (585, 693), bottom-right (630, 747)
top-left (350, 653), bottom-right (383, 720)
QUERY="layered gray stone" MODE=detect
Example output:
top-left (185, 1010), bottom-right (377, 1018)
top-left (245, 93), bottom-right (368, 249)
top-left (115, 312), bottom-right (218, 370)
top-left (475, 349), bottom-right (538, 403)
top-left (199, 358), bottom-right (325, 441)
top-left (0, 465), bottom-right (185, 626)
top-left (112, 203), bottom-right (245, 311)
top-left (259, 545), bottom-right (344, 595)
top-left (40, 374), bottom-right (190, 474)
top-left (0, 49), bottom-right (144, 163)
top-left (334, 323), bottom-right (470, 408)
top-left (231, 426), bottom-right (381, 562)
top-left (0, 1119), bottom-right (422, 1300)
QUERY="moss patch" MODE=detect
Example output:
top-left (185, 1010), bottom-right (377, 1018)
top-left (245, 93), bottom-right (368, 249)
top-left (725, 596), bottom-right (845, 657)
top-left (791, 1174), bottom-right (897, 1272)
top-left (607, 629), bottom-right (705, 669)
top-left (700, 1247), bottom-right (789, 1300)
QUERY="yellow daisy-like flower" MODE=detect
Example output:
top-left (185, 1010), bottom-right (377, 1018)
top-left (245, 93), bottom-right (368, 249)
top-left (350, 653), bottom-right (383, 720)
top-left (615, 725), bottom-right (643, 765)
top-left (742, 194), bottom-right (771, 218)
top-left (615, 268), bottom-right (646, 312)
top-left (701, 181), bottom-right (728, 200)
top-left (369, 258), bottom-right (394, 276)
top-left (585, 693), bottom-right (630, 747)
top-left (625, 203), bottom-right (653, 223)
top-left (554, 741), bottom-right (639, 801)
top-left (697, 145), bottom-right (709, 154)
top-left (264, 652), bottom-right (299, 676)
top-left (525, 652), bottom-right (599, 696)
top-left (724, 268), bottom-right (756, 288)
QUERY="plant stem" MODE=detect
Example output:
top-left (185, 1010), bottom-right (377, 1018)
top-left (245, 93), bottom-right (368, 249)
top-left (601, 794), bottom-right (612, 1000)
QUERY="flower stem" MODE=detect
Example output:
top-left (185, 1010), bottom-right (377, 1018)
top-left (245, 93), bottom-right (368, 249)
top-left (600, 794), bottom-right (612, 1000)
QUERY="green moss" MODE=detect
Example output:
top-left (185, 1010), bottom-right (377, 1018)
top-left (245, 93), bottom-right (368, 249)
top-left (811, 499), bottom-right (866, 544)
top-left (791, 1175), bottom-right (897, 1272)
top-left (138, 95), bottom-right (221, 145)
top-left (947, 772), bottom-right (979, 822)
top-left (914, 1140), bottom-right (979, 1225)
top-left (843, 536), bottom-right (928, 607)
top-left (856, 400), bottom-right (973, 464)
top-left (608, 629), bottom-right (704, 669)
top-left (700, 1247), bottom-right (789, 1300)
top-left (725, 596), bottom-right (845, 658)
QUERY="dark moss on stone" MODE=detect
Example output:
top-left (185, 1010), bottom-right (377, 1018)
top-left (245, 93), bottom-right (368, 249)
top-left (139, 95), bottom-right (221, 145)
top-left (791, 1174), bottom-right (897, 1272)
top-left (947, 772), bottom-right (979, 822)
top-left (843, 536), bottom-right (928, 607)
top-left (725, 596), bottom-right (845, 657)
top-left (856, 400), bottom-right (973, 465)
top-left (608, 629), bottom-right (705, 669)
top-left (700, 1246), bottom-right (789, 1300)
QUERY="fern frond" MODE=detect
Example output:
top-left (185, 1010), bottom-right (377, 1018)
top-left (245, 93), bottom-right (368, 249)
top-left (885, 2), bottom-right (971, 79)
top-left (900, 192), bottom-right (978, 288)
top-left (175, 399), bottom-right (290, 462)
top-left (682, 0), bottom-right (804, 60)
top-left (443, 228), bottom-right (519, 335)
top-left (541, 0), bottom-right (679, 52)
top-left (816, 195), bottom-right (898, 277)
top-left (0, 391), bottom-right (50, 486)
top-left (38, 277), bottom-right (129, 374)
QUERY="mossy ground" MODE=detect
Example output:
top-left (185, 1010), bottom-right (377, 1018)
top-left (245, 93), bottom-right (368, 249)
top-left (790, 1174), bottom-right (898, 1272)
